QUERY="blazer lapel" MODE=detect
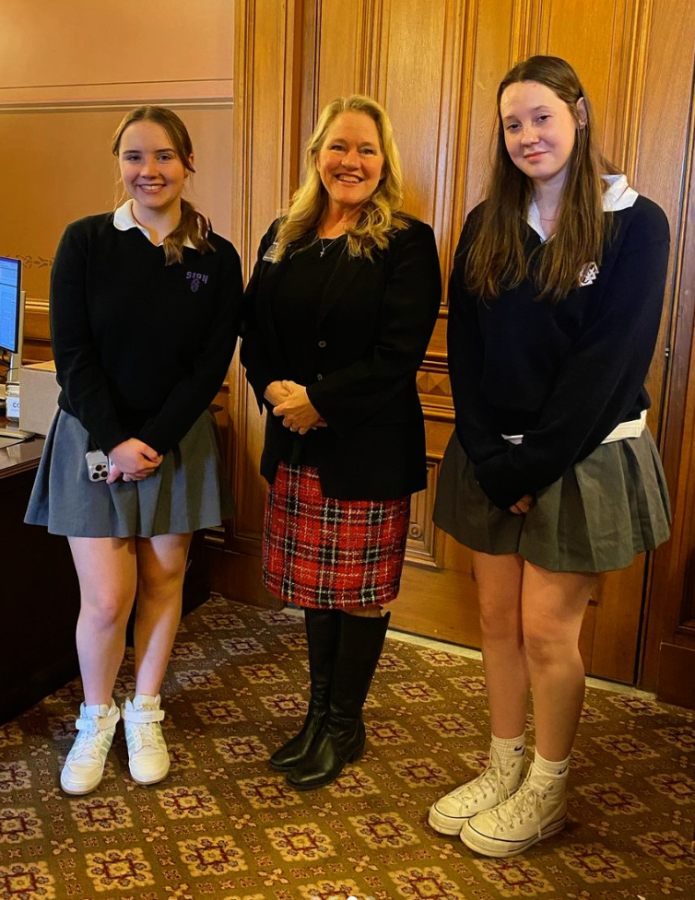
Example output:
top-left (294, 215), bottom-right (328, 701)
top-left (256, 255), bottom-right (292, 333)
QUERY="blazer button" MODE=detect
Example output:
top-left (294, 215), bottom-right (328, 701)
top-left (318, 340), bottom-right (327, 348)
top-left (317, 374), bottom-right (323, 380)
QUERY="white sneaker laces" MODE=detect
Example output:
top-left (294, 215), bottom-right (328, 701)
top-left (489, 780), bottom-right (545, 837)
top-left (68, 709), bottom-right (119, 762)
top-left (448, 763), bottom-right (514, 806)
top-left (124, 707), bottom-right (165, 754)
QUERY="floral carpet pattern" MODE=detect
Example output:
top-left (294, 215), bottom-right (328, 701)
top-left (0, 594), bottom-right (693, 900)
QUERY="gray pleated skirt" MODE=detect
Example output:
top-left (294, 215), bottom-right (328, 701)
top-left (24, 409), bottom-right (233, 538)
top-left (433, 430), bottom-right (671, 573)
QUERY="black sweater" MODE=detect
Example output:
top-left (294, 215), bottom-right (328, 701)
top-left (50, 213), bottom-right (243, 455)
top-left (448, 195), bottom-right (670, 508)
top-left (241, 217), bottom-right (442, 500)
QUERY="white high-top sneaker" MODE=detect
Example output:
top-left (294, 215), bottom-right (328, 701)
top-left (60, 700), bottom-right (120, 795)
top-left (460, 767), bottom-right (567, 856)
top-left (122, 694), bottom-right (170, 785)
top-left (429, 747), bottom-right (525, 835)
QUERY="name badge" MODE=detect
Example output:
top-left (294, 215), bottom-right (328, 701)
top-left (262, 242), bottom-right (279, 262)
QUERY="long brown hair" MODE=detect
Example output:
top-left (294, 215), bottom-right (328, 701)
top-left (466, 56), bottom-right (620, 302)
top-left (274, 94), bottom-right (408, 262)
top-left (111, 106), bottom-right (215, 266)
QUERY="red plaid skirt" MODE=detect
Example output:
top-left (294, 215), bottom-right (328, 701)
top-left (263, 463), bottom-right (411, 608)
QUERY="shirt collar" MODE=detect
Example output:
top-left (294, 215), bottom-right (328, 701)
top-left (112, 199), bottom-right (195, 248)
top-left (527, 174), bottom-right (639, 241)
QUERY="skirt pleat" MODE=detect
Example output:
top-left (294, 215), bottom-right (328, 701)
top-left (24, 409), bottom-right (233, 538)
top-left (433, 429), bottom-right (671, 573)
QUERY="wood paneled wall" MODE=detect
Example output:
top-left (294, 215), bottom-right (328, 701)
top-left (217, 0), bottom-right (695, 696)
top-left (0, 0), bottom-right (235, 361)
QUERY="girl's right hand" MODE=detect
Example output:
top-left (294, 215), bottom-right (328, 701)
top-left (107, 439), bottom-right (163, 483)
top-left (509, 494), bottom-right (535, 515)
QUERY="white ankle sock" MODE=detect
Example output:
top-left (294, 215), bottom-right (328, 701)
top-left (530, 749), bottom-right (570, 786)
top-left (490, 733), bottom-right (526, 769)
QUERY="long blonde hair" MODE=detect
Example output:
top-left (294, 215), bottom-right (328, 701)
top-left (112, 105), bottom-right (215, 266)
top-left (274, 95), bottom-right (408, 261)
top-left (466, 56), bottom-right (619, 303)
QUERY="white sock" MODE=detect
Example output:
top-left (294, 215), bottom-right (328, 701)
top-left (530, 749), bottom-right (570, 787)
top-left (490, 732), bottom-right (526, 770)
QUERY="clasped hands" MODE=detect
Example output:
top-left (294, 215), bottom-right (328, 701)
top-left (266, 380), bottom-right (326, 435)
top-left (510, 494), bottom-right (535, 515)
top-left (107, 438), bottom-right (163, 484)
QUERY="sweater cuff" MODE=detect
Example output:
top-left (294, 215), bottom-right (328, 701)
top-left (474, 454), bottom-right (524, 510)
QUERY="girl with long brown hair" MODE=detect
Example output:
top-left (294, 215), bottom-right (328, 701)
top-left (429, 56), bottom-right (670, 856)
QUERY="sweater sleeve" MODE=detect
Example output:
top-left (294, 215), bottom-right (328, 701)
top-left (138, 241), bottom-right (244, 454)
top-left (475, 201), bottom-right (670, 509)
top-left (447, 213), bottom-right (510, 464)
top-left (50, 220), bottom-right (130, 453)
top-left (305, 222), bottom-right (442, 436)
top-left (239, 221), bottom-right (285, 412)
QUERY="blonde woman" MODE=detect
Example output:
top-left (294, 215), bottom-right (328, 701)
top-left (241, 95), bottom-right (441, 790)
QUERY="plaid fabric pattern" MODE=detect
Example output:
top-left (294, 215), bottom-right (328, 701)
top-left (263, 463), bottom-right (410, 608)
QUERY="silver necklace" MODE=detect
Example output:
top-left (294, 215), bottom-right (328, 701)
top-left (319, 237), bottom-right (336, 257)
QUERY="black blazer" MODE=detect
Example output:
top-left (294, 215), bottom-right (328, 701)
top-left (241, 216), bottom-right (442, 500)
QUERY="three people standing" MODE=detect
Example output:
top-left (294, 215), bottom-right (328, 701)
top-left (26, 57), bottom-right (671, 866)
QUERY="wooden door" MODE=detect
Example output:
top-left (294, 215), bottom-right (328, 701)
top-left (642, 95), bottom-right (695, 707)
top-left (210, 0), bottom-right (695, 684)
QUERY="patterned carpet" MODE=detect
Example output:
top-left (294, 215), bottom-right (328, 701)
top-left (0, 594), bottom-right (694, 900)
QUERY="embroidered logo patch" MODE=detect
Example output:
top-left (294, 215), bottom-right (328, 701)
top-left (187, 271), bottom-right (209, 292)
top-left (579, 262), bottom-right (599, 286)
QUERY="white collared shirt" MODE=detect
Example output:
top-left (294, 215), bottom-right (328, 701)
top-left (112, 199), bottom-right (195, 248)
top-left (528, 174), bottom-right (639, 241)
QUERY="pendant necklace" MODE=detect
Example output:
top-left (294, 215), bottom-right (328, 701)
top-left (319, 234), bottom-right (344, 257)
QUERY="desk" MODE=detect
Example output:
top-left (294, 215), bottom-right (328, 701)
top-left (0, 434), bottom-right (81, 724)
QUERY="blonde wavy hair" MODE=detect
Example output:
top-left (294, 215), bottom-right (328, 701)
top-left (112, 105), bottom-right (215, 266)
top-left (273, 95), bottom-right (409, 261)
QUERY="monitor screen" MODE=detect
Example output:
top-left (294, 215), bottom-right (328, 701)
top-left (0, 256), bottom-right (22, 356)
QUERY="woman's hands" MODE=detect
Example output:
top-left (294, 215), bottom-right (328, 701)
top-left (264, 380), bottom-right (291, 407)
top-left (509, 494), bottom-right (535, 515)
top-left (107, 438), bottom-right (163, 483)
top-left (269, 380), bottom-right (326, 435)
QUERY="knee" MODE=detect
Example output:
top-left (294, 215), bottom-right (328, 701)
top-left (479, 606), bottom-right (519, 644)
top-left (137, 566), bottom-right (185, 605)
top-left (81, 591), bottom-right (133, 629)
top-left (523, 622), bottom-right (578, 669)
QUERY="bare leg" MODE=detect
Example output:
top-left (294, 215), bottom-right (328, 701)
top-left (473, 551), bottom-right (528, 739)
top-left (133, 533), bottom-right (192, 696)
top-left (68, 536), bottom-right (138, 706)
top-left (344, 604), bottom-right (383, 618)
top-left (521, 561), bottom-right (596, 760)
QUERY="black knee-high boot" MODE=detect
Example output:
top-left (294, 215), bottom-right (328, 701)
top-left (286, 610), bottom-right (390, 790)
top-left (269, 608), bottom-right (341, 771)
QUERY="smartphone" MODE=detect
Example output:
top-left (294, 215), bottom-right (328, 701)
top-left (85, 450), bottom-right (112, 482)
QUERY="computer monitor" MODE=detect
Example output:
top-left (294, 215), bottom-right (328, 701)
top-left (0, 256), bottom-right (24, 370)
